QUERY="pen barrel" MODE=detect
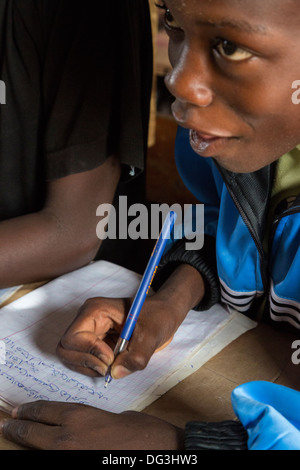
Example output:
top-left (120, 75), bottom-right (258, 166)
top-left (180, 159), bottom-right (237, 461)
top-left (120, 211), bottom-right (177, 342)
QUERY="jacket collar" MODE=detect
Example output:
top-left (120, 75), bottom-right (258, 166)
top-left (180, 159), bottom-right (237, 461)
top-left (213, 160), bottom-right (276, 249)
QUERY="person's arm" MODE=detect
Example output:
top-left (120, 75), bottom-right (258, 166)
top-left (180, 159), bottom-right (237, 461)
top-left (0, 397), bottom-right (247, 451)
top-left (0, 154), bottom-right (120, 288)
top-left (5, 381), bottom-right (300, 451)
top-left (0, 401), bottom-right (185, 450)
top-left (0, 401), bottom-right (249, 450)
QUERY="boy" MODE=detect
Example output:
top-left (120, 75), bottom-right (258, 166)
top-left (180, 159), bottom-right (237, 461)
top-left (1, 0), bottom-right (300, 450)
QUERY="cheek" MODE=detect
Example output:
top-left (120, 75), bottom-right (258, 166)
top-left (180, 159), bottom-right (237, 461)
top-left (258, 97), bottom-right (300, 149)
top-left (234, 76), bottom-right (292, 116)
top-left (235, 77), bottom-right (300, 143)
top-left (244, 111), bottom-right (300, 171)
top-left (222, 79), bottom-right (300, 171)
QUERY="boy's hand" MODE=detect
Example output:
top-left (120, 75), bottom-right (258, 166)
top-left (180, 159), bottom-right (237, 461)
top-left (56, 264), bottom-right (205, 379)
top-left (56, 295), bottom-right (181, 379)
top-left (0, 401), bottom-right (184, 450)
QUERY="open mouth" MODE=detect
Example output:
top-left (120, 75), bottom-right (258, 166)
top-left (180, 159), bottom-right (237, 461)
top-left (189, 129), bottom-right (233, 156)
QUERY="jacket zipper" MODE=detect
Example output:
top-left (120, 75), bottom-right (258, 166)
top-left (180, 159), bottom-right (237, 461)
top-left (224, 186), bottom-right (269, 294)
top-left (213, 161), bottom-right (277, 296)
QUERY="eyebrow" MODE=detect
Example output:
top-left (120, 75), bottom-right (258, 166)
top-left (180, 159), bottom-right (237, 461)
top-left (196, 18), bottom-right (267, 35)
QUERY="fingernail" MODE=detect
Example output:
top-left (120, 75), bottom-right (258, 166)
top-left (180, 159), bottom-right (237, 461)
top-left (93, 366), bottom-right (106, 376)
top-left (112, 365), bottom-right (131, 379)
top-left (11, 407), bottom-right (18, 419)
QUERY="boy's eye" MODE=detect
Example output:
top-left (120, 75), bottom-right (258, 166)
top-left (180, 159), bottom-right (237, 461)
top-left (155, 1), bottom-right (181, 30)
top-left (164, 8), bottom-right (181, 30)
top-left (215, 40), bottom-right (253, 62)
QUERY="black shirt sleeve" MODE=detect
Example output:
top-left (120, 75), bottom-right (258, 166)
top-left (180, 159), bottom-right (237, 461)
top-left (42, 0), bottom-right (118, 180)
top-left (40, 0), bottom-right (152, 180)
top-left (0, 0), bottom-right (152, 220)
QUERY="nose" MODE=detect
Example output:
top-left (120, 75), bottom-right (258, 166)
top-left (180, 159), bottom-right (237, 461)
top-left (164, 44), bottom-right (214, 109)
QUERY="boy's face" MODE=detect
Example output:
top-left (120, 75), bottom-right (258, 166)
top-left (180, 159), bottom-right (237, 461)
top-left (162, 0), bottom-right (300, 172)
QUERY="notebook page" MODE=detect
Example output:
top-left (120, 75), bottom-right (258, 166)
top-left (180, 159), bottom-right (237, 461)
top-left (0, 261), bottom-right (256, 413)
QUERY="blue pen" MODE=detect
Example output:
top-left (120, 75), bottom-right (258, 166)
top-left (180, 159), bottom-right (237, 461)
top-left (104, 211), bottom-right (177, 388)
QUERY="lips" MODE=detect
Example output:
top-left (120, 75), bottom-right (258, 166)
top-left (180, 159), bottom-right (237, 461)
top-left (189, 129), bottom-right (233, 156)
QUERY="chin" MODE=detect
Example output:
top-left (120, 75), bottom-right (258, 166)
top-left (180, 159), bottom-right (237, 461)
top-left (213, 155), bottom-right (269, 174)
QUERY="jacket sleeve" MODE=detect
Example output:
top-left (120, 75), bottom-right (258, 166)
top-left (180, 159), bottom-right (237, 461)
top-left (231, 381), bottom-right (300, 450)
top-left (152, 235), bottom-right (220, 311)
top-left (184, 420), bottom-right (248, 450)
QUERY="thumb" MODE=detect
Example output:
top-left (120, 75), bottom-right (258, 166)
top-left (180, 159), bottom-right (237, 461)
top-left (111, 345), bottom-right (151, 379)
top-left (111, 335), bottom-right (174, 380)
top-left (111, 327), bottom-right (158, 379)
top-left (111, 361), bottom-right (131, 380)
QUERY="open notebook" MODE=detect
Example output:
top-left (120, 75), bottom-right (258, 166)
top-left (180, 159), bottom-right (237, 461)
top-left (0, 261), bottom-right (256, 414)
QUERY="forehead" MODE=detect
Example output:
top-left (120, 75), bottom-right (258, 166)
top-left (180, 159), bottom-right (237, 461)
top-left (167, 0), bottom-right (300, 34)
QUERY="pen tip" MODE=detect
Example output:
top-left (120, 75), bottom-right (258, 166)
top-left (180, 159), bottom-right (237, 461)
top-left (104, 374), bottom-right (112, 388)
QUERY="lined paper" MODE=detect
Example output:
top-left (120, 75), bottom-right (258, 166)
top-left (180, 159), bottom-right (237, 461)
top-left (0, 261), bottom-right (256, 413)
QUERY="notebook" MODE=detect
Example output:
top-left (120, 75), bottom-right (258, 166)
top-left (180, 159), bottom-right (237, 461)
top-left (0, 261), bottom-right (256, 413)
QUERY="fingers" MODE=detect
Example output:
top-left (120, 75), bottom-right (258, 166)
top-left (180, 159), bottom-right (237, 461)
top-left (57, 332), bottom-right (115, 377)
top-left (1, 418), bottom-right (58, 449)
top-left (0, 401), bottom-right (68, 449)
top-left (13, 400), bottom-right (70, 424)
top-left (56, 297), bottom-right (129, 376)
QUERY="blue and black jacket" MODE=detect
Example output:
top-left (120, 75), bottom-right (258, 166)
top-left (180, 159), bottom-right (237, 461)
top-left (155, 126), bottom-right (300, 329)
top-left (155, 127), bottom-right (300, 450)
